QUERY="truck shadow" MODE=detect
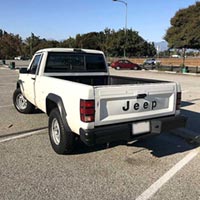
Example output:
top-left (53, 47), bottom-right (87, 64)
top-left (127, 133), bottom-right (197, 158)
top-left (181, 108), bottom-right (200, 133)
top-left (73, 132), bottom-right (197, 157)
top-left (181, 101), bottom-right (194, 107)
top-left (129, 105), bottom-right (200, 158)
top-left (178, 100), bottom-right (200, 133)
top-left (73, 140), bottom-right (114, 155)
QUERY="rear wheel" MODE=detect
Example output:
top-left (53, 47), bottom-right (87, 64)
top-left (131, 67), bottom-right (138, 70)
top-left (49, 108), bottom-right (75, 154)
top-left (115, 66), bottom-right (120, 70)
top-left (13, 88), bottom-right (34, 114)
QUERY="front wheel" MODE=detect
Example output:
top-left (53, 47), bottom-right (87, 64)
top-left (13, 88), bottom-right (35, 114)
top-left (49, 108), bottom-right (75, 154)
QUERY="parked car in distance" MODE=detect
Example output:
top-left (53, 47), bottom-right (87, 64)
top-left (143, 58), bottom-right (160, 65)
top-left (171, 54), bottom-right (181, 58)
top-left (111, 59), bottom-right (141, 70)
top-left (14, 56), bottom-right (22, 60)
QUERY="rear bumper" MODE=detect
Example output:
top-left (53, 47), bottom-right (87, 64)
top-left (80, 115), bottom-right (187, 146)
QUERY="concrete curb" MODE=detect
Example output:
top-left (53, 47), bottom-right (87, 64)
top-left (137, 68), bottom-right (200, 76)
top-left (147, 69), bottom-right (200, 76)
top-left (171, 128), bottom-right (200, 145)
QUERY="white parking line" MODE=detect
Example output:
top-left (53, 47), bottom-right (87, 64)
top-left (0, 128), bottom-right (48, 143)
top-left (135, 147), bottom-right (200, 200)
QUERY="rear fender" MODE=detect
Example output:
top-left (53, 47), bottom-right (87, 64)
top-left (46, 94), bottom-right (70, 131)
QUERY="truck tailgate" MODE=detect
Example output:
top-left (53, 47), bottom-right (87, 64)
top-left (94, 83), bottom-right (178, 126)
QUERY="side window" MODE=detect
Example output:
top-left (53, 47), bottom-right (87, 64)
top-left (29, 54), bottom-right (42, 74)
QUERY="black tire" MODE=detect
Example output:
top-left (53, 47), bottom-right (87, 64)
top-left (48, 108), bottom-right (75, 154)
top-left (131, 67), bottom-right (137, 70)
top-left (115, 66), bottom-right (120, 70)
top-left (13, 88), bottom-right (35, 114)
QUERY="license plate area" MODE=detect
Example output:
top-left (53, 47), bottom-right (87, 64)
top-left (132, 121), bottom-right (150, 135)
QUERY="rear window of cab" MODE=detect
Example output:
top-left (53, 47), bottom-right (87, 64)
top-left (45, 52), bottom-right (107, 73)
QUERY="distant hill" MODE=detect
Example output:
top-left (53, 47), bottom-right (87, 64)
top-left (154, 41), bottom-right (168, 52)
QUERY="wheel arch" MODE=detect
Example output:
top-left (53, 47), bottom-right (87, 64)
top-left (16, 80), bottom-right (23, 90)
top-left (46, 94), bottom-right (67, 123)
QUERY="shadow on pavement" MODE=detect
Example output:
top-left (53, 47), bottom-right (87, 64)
top-left (128, 133), bottom-right (197, 158)
top-left (181, 109), bottom-right (200, 133)
top-left (181, 101), bottom-right (194, 107)
top-left (71, 132), bottom-right (197, 157)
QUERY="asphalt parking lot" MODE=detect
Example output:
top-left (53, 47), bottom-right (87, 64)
top-left (0, 63), bottom-right (200, 200)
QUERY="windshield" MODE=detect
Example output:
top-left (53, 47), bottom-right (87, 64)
top-left (45, 52), bottom-right (107, 73)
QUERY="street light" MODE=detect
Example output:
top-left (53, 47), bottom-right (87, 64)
top-left (112, 0), bottom-right (128, 58)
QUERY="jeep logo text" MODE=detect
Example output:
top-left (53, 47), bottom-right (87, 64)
top-left (122, 101), bottom-right (157, 111)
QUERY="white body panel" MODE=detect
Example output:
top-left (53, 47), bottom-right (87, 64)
top-left (94, 83), bottom-right (178, 126)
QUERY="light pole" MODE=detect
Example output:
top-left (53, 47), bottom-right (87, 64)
top-left (112, 0), bottom-right (128, 58)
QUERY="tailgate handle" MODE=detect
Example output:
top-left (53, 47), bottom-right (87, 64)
top-left (137, 93), bottom-right (147, 99)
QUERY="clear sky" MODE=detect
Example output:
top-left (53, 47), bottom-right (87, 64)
top-left (0, 0), bottom-right (198, 42)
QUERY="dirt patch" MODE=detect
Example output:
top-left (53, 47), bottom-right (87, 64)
top-left (130, 58), bottom-right (200, 67)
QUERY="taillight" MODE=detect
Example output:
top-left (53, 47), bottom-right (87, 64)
top-left (176, 92), bottom-right (181, 110)
top-left (80, 99), bottom-right (95, 122)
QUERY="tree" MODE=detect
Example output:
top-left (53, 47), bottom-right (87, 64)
top-left (60, 28), bottom-right (156, 57)
top-left (0, 31), bottom-right (23, 59)
top-left (61, 37), bottom-right (76, 48)
top-left (165, 2), bottom-right (200, 49)
top-left (164, 2), bottom-right (200, 64)
top-left (24, 33), bottom-right (60, 57)
top-left (80, 32), bottom-right (101, 49)
top-left (0, 28), bottom-right (156, 59)
top-left (24, 33), bottom-right (41, 57)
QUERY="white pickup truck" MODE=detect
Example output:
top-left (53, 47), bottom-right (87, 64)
top-left (13, 48), bottom-right (187, 154)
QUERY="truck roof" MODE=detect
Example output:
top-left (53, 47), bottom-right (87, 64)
top-left (36, 48), bottom-right (104, 55)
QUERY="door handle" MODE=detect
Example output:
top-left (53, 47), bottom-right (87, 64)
top-left (137, 94), bottom-right (147, 99)
top-left (31, 77), bottom-right (36, 80)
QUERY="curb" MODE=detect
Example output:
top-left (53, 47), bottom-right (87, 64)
top-left (147, 69), bottom-right (200, 76)
top-left (171, 128), bottom-right (200, 145)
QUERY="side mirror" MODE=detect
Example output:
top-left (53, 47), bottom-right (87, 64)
top-left (19, 68), bottom-right (28, 74)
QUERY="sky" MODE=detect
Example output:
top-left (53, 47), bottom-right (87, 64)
top-left (0, 0), bottom-right (198, 42)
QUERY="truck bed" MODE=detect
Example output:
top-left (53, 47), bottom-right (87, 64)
top-left (52, 75), bottom-right (168, 86)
